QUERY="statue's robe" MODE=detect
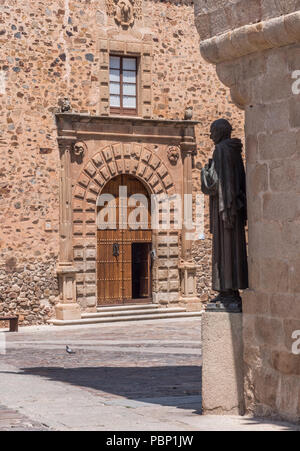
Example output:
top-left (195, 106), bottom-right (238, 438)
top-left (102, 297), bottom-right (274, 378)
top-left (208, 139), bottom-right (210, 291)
top-left (201, 138), bottom-right (248, 292)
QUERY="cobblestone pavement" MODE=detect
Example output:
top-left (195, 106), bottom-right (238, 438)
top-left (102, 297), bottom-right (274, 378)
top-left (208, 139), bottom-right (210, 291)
top-left (0, 405), bottom-right (49, 431)
top-left (0, 318), bottom-right (298, 431)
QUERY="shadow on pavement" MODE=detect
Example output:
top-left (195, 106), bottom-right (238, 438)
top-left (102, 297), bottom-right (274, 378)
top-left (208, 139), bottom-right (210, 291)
top-left (0, 365), bottom-right (202, 413)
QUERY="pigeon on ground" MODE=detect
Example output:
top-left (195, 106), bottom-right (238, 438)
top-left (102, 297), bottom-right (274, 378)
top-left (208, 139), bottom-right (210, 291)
top-left (66, 345), bottom-right (76, 355)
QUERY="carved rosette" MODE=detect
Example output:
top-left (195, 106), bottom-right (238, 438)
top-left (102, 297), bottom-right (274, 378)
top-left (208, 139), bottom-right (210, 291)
top-left (72, 141), bottom-right (87, 158)
top-left (167, 146), bottom-right (180, 166)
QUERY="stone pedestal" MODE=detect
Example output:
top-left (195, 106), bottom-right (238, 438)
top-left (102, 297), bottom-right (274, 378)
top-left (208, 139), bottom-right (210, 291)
top-left (202, 311), bottom-right (245, 415)
top-left (56, 263), bottom-right (81, 320)
top-left (179, 260), bottom-right (199, 309)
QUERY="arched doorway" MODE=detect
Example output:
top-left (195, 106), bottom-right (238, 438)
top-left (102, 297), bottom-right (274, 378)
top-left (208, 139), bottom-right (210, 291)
top-left (97, 174), bottom-right (152, 305)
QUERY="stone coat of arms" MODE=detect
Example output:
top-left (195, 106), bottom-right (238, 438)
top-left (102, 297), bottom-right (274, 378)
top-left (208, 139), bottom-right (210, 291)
top-left (106, 0), bottom-right (142, 27)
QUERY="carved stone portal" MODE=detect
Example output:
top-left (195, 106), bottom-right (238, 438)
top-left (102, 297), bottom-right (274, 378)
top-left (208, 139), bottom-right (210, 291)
top-left (55, 115), bottom-right (201, 319)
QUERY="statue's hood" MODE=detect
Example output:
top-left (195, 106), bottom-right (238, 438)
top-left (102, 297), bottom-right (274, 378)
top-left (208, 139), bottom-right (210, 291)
top-left (220, 138), bottom-right (243, 153)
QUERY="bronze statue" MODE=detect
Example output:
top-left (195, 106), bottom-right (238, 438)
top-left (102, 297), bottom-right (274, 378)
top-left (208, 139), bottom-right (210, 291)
top-left (201, 119), bottom-right (248, 312)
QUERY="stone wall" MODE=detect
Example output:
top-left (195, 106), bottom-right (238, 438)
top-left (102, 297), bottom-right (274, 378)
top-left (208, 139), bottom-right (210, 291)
top-left (242, 43), bottom-right (300, 421)
top-left (0, 0), bottom-right (242, 324)
top-left (195, 0), bottom-right (300, 422)
top-left (0, 257), bottom-right (58, 325)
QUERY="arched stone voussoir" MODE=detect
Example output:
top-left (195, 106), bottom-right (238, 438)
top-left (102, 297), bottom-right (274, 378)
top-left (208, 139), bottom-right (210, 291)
top-left (75, 143), bottom-right (175, 201)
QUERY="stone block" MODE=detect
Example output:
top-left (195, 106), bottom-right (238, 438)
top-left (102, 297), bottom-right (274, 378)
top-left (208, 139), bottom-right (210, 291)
top-left (253, 367), bottom-right (280, 411)
top-left (245, 104), bottom-right (267, 136)
top-left (109, 41), bottom-right (125, 53)
top-left (265, 100), bottom-right (290, 133)
top-left (86, 248), bottom-right (96, 260)
top-left (55, 303), bottom-right (81, 320)
top-left (277, 375), bottom-right (299, 419)
top-left (169, 269), bottom-right (179, 279)
top-left (126, 42), bottom-right (142, 54)
top-left (169, 280), bottom-right (179, 291)
top-left (158, 269), bottom-right (168, 280)
top-left (269, 159), bottom-right (300, 193)
top-left (99, 39), bottom-right (108, 51)
top-left (254, 315), bottom-right (284, 347)
top-left (143, 104), bottom-right (152, 118)
top-left (86, 296), bottom-right (97, 308)
top-left (74, 248), bottom-right (84, 260)
top-left (270, 293), bottom-right (299, 319)
top-left (271, 351), bottom-right (300, 376)
top-left (100, 69), bottom-right (109, 84)
top-left (100, 101), bottom-right (109, 116)
top-left (158, 281), bottom-right (168, 292)
top-left (74, 185), bottom-right (86, 200)
top-left (142, 87), bottom-right (152, 103)
top-left (263, 192), bottom-right (300, 222)
top-left (289, 97), bottom-right (300, 128)
top-left (288, 259), bottom-right (300, 293)
top-left (242, 290), bottom-right (270, 315)
top-left (245, 134), bottom-right (258, 164)
top-left (247, 163), bottom-right (268, 198)
top-left (169, 246), bottom-right (179, 257)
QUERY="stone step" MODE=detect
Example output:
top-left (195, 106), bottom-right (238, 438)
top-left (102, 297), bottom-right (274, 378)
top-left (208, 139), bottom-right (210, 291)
top-left (50, 311), bottom-right (203, 326)
top-left (82, 307), bottom-right (186, 319)
top-left (96, 304), bottom-right (159, 313)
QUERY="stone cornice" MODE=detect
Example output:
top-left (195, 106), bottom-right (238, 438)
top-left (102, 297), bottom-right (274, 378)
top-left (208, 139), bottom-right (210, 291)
top-left (199, 11), bottom-right (300, 64)
top-left (55, 113), bottom-right (200, 127)
top-left (55, 114), bottom-right (200, 145)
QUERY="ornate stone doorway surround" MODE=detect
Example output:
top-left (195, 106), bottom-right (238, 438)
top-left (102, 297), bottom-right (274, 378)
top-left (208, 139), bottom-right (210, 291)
top-left (55, 114), bottom-right (200, 320)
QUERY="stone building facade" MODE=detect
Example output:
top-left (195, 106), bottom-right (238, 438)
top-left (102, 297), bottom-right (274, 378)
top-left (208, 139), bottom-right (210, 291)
top-left (195, 0), bottom-right (300, 423)
top-left (0, 0), bottom-right (242, 325)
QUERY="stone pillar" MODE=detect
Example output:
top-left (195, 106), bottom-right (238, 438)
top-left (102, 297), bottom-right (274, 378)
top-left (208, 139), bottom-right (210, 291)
top-left (56, 139), bottom-right (81, 320)
top-left (195, 3), bottom-right (300, 421)
top-left (179, 125), bottom-right (199, 307)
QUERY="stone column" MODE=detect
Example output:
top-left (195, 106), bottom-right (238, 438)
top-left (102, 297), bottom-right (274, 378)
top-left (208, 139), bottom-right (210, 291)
top-left (195, 3), bottom-right (300, 421)
top-left (179, 125), bottom-right (199, 308)
top-left (56, 139), bottom-right (81, 320)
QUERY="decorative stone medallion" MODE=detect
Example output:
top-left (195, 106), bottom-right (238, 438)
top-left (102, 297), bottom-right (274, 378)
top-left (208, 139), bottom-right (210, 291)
top-left (72, 141), bottom-right (87, 158)
top-left (167, 146), bottom-right (180, 166)
top-left (106, 0), bottom-right (142, 27)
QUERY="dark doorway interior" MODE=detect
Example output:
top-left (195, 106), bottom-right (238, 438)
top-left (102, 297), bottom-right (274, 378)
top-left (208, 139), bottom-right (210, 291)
top-left (132, 243), bottom-right (152, 300)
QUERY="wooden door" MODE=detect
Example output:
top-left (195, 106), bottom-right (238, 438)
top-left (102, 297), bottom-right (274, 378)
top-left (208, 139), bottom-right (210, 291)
top-left (97, 175), bottom-right (152, 305)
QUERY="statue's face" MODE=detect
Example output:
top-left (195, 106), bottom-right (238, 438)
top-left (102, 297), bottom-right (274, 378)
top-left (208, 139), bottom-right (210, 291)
top-left (210, 125), bottom-right (223, 144)
top-left (210, 121), bottom-right (232, 144)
